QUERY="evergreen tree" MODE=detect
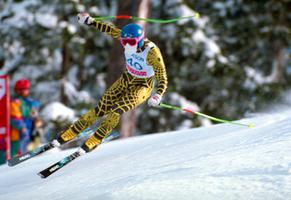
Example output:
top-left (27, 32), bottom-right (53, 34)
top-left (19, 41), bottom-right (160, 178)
top-left (136, 0), bottom-right (291, 134)
top-left (1, 0), bottom-right (290, 137)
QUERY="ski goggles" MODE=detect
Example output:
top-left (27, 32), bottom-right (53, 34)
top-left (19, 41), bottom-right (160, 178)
top-left (120, 33), bottom-right (144, 46)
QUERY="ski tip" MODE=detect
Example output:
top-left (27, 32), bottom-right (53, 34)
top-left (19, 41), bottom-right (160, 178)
top-left (7, 160), bottom-right (16, 167)
top-left (37, 172), bottom-right (46, 179)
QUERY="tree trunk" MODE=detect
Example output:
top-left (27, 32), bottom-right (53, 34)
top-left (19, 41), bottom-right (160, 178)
top-left (108, 0), bottom-right (151, 138)
top-left (271, 42), bottom-right (285, 83)
top-left (60, 28), bottom-right (70, 105)
top-left (0, 58), bottom-right (4, 71)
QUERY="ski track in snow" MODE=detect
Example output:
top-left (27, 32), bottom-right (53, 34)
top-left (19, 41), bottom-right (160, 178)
top-left (0, 112), bottom-right (291, 200)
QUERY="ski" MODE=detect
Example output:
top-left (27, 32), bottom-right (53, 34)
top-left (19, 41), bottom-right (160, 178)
top-left (38, 151), bottom-right (82, 178)
top-left (7, 127), bottom-right (95, 167)
top-left (37, 130), bottom-right (119, 178)
top-left (8, 143), bottom-right (55, 167)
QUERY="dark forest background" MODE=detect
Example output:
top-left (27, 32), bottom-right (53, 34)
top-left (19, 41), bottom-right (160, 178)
top-left (1, 0), bottom-right (290, 139)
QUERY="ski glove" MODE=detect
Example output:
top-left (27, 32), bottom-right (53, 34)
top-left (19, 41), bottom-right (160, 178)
top-left (77, 12), bottom-right (93, 25)
top-left (148, 94), bottom-right (162, 107)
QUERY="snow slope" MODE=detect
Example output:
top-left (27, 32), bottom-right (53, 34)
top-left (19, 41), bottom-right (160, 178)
top-left (1, 111), bottom-right (291, 200)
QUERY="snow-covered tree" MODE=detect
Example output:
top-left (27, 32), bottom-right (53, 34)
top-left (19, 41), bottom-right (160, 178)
top-left (1, 0), bottom-right (290, 137)
top-left (137, 0), bottom-right (291, 134)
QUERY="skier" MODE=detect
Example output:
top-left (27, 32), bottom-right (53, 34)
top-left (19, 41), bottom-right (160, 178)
top-left (52, 12), bottom-right (168, 154)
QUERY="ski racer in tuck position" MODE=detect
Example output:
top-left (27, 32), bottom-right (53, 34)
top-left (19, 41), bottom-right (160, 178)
top-left (52, 12), bottom-right (168, 154)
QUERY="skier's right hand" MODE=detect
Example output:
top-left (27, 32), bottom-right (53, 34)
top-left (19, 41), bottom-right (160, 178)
top-left (77, 12), bottom-right (93, 25)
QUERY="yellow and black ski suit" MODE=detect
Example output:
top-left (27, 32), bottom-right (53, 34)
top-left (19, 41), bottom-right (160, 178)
top-left (57, 20), bottom-right (168, 152)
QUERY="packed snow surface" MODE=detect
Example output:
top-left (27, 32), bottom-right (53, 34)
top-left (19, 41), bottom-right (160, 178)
top-left (1, 111), bottom-right (291, 200)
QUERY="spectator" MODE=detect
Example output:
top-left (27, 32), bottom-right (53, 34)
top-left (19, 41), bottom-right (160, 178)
top-left (10, 79), bottom-right (42, 157)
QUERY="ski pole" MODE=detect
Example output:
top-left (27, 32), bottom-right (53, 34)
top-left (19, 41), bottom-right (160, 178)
top-left (159, 103), bottom-right (254, 128)
top-left (93, 14), bottom-right (200, 24)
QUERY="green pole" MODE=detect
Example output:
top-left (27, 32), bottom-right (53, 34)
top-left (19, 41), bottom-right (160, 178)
top-left (160, 103), bottom-right (254, 128)
top-left (93, 14), bottom-right (200, 24)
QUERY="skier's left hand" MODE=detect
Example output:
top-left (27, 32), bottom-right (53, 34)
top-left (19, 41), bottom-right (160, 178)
top-left (77, 12), bottom-right (93, 25)
top-left (148, 94), bottom-right (162, 107)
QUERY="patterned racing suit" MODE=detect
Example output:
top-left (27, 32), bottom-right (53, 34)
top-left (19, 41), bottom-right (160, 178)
top-left (57, 20), bottom-right (168, 152)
